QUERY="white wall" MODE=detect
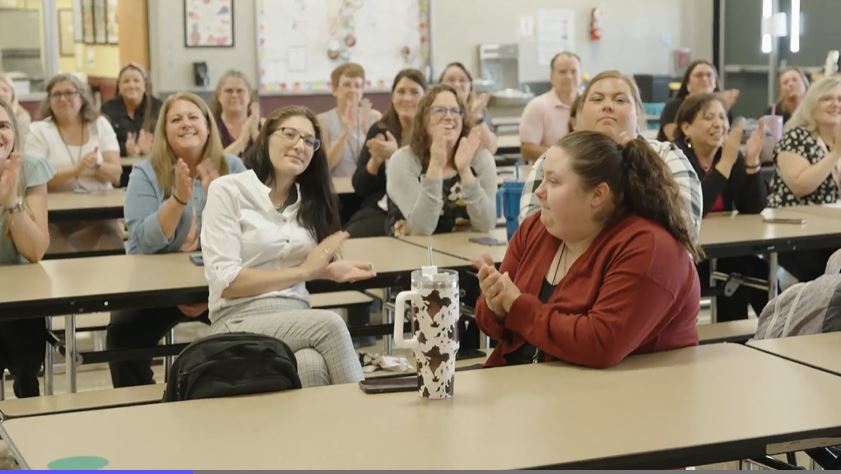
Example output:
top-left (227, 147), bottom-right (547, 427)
top-left (148, 0), bottom-right (257, 94)
top-left (148, 0), bottom-right (714, 93)
top-left (430, 0), bottom-right (715, 81)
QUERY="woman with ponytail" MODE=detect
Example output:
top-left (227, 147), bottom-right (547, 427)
top-left (474, 131), bottom-right (700, 369)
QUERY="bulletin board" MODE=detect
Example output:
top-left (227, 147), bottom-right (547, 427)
top-left (256, 0), bottom-right (429, 94)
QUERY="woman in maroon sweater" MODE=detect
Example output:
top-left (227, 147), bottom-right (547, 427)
top-left (475, 131), bottom-right (701, 368)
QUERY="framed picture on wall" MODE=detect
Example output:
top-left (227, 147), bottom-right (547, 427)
top-left (82, 0), bottom-right (95, 44)
top-left (184, 0), bottom-right (234, 48)
top-left (106, 0), bottom-right (118, 44)
top-left (93, 0), bottom-right (107, 44)
top-left (58, 9), bottom-right (75, 57)
top-left (72, 0), bottom-right (83, 42)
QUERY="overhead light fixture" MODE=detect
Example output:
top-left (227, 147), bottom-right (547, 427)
top-left (790, 0), bottom-right (800, 53)
top-left (762, 0), bottom-right (773, 53)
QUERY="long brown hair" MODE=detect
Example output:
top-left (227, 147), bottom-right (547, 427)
top-left (248, 106), bottom-right (339, 242)
top-left (149, 92), bottom-right (228, 197)
top-left (408, 84), bottom-right (472, 170)
top-left (557, 131), bottom-right (703, 261)
top-left (379, 68), bottom-right (427, 144)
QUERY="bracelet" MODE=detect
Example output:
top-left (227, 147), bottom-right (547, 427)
top-left (172, 193), bottom-right (188, 206)
top-left (746, 162), bottom-right (762, 170)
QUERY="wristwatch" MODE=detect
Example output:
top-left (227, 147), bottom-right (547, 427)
top-left (3, 196), bottom-right (23, 215)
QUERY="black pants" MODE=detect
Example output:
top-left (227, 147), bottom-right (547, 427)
top-left (779, 248), bottom-right (837, 283)
top-left (698, 256), bottom-right (769, 321)
top-left (0, 318), bottom-right (46, 398)
top-left (344, 206), bottom-right (387, 238)
top-left (106, 307), bottom-right (208, 387)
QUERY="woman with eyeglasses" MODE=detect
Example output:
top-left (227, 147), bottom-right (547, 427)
top-left (101, 63), bottom-right (162, 157)
top-left (211, 70), bottom-right (261, 158)
top-left (318, 63), bottom-right (382, 177)
top-left (345, 68), bottom-right (427, 238)
top-left (24, 74), bottom-right (124, 253)
top-left (657, 60), bottom-right (740, 142)
top-left (439, 62), bottom-right (498, 154)
top-left (202, 106), bottom-right (375, 387)
top-left (107, 92), bottom-right (246, 387)
top-left (0, 98), bottom-right (53, 398)
top-left (385, 84), bottom-right (497, 236)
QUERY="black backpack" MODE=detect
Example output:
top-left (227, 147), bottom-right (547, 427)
top-left (163, 332), bottom-right (302, 402)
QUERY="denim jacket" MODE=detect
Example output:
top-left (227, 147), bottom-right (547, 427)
top-left (124, 155), bottom-right (246, 254)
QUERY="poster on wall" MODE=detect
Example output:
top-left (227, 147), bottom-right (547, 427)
top-left (184, 0), bottom-right (234, 48)
top-left (82, 0), bottom-right (95, 44)
top-left (106, 0), bottom-right (119, 44)
top-left (93, 0), bottom-right (107, 44)
top-left (537, 9), bottom-right (575, 66)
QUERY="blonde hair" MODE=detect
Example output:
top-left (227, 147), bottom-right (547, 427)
top-left (330, 63), bottom-right (365, 89)
top-left (785, 77), bottom-right (841, 133)
top-left (0, 74), bottom-right (29, 121)
top-left (579, 70), bottom-right (644, 135)
top-left (149, 92), bottom-right (229, 197)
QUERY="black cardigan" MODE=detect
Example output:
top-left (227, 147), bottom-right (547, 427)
top-left (675, 139), bottom-right (767, 216)
top-left (351, 122), bottom-right (398, 210)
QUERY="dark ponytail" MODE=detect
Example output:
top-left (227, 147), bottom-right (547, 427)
top-left (556, 131), bottom-right (703, 261)
top-left (620, 138), bottom-right (703, 260)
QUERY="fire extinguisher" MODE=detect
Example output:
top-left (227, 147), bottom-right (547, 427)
top-left (590, 8), bottom-right (602, 41)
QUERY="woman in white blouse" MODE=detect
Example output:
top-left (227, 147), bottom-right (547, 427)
top-left (202, 105), bottom-right (376, 387)
top-left (25, 74), bottom-right (123, 252)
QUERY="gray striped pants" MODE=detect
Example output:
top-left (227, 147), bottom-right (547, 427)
top-left (210, 297), bottom-right (364, 387)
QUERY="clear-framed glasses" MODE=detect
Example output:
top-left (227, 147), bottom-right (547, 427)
top-left (275, 127), bottom-right (321, 151)
top-left (50, 90), bottom-right (79, 101)
top-left (429, 106), bottom-right (464, 119)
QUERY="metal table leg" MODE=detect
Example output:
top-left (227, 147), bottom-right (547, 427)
top-left (768, 252), bottom-right (779, 300)
top-left (709, 257), bottom-right (718, 323)
top-left (383, 287), bottom-right (393, 355)
top-left (44, 316), bottom-right (54, 395)
top-left (64, 314), bottom-right (77, 393)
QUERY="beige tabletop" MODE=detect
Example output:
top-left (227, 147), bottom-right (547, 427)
top-left (748, 332), bottom-right (841, 376)
top-left (331, 176), bottom-right (354, 195)
top-left (497, 133), bottom-right (520, 152)
top-left (5, 343), bottom-right (841, 469)
top-left (699, 208), bottom-right (841, 249)
top-left (0, 384), bottom-right (164, 420)
top-left (0, 253), bottom-right (206, 309)
top-left (340, 237), bottom-right (469, 274)
top-left (399, 228), bottom-right (509, 264)
top-left (788, 203), bottom-right (841, 219)
top-left (46, 188), bottom-right (126, 213)
top-left (120, 157), bottom-right (144, 167)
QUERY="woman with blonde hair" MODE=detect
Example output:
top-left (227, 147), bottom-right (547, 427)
top-left (0, 74), bottom-right (32, 146)
top-left (0, 98), bottom-right (52, 397)
top-left (25, 73), bottom-right (123, 253)
top-left (107, 92), bottom-right (246, 387)
top-left (768, 76), bottom-right (841, 281)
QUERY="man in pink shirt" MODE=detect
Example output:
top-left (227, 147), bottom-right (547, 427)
top-left (519, 52), bottom-right (581, 162)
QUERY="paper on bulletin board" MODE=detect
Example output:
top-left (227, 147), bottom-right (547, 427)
top-left (537, 9), bottom-right (574, 66)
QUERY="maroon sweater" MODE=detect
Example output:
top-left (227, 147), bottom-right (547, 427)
top-left (476, 213), bottom-right (699, 369)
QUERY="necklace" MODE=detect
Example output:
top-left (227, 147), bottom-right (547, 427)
top-left (57, 122), bottom-right (88, 192)
top-left (550, 242), bottom-right (568, 284)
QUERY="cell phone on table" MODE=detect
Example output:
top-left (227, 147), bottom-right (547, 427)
top-left (189, 252), bottom-right (204, 266)
top-left (359, 375), bottom-right (418, 394)
top-left (763, 217), bottom-right (806, 225)
top-left (468, 236), bottom-right (507, 246)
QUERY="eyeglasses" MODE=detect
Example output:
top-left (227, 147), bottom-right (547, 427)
top-left (429, 106), bottom-right (464, 119)
top-left (50, 90), bottom-right (79, 100)
top-left (274, 127), bottom-right (321, 151)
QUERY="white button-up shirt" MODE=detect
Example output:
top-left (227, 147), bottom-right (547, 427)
top-left (201, 170), bottom-right (315, 315)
